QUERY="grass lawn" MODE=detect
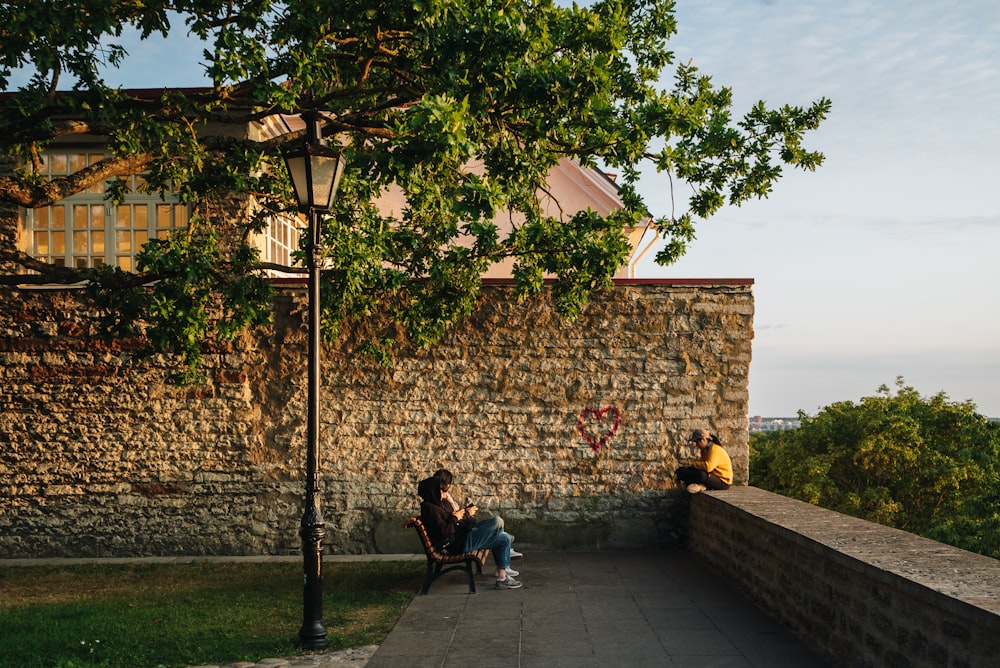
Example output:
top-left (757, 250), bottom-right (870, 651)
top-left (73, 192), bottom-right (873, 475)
top-left (0, 559), bottom-right (424, 668)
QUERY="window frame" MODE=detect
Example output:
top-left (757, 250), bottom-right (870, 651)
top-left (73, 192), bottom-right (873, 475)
top-left (23, 150), bottom-right (189, 271)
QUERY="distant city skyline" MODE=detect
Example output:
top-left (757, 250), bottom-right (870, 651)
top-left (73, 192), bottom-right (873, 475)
top-left (749, 416), bottom-right (802, 433)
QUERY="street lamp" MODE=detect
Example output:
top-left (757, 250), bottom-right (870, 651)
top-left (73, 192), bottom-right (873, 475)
top-left (282, 110), bottom-right (347, 650)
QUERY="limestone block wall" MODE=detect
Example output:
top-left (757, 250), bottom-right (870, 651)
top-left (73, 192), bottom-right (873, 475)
top-left (689, 487), bottom-right (1000, 668)
top-left (0, 279), bottom-right (753, 558)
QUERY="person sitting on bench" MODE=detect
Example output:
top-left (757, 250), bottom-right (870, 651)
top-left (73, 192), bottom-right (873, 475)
top-left (417, 475), bottom-right (522, 590)
top-left (433, 468), bottom-right (523, 559)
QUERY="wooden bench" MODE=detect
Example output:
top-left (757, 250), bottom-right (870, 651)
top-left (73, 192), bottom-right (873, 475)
top-left (404, 517), bottom-right (491, 594)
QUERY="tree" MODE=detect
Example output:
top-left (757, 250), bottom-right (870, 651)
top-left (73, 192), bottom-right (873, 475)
top-left (751, 378), bottom-right (1000, 559)
top-left (0, 0), bottom-right (830, 376)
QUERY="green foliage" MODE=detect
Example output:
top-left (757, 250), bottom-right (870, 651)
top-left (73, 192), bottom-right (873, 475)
top-left (751, 378), bottom-right (1000, 559)
top-left (86, 223), bottom-right (274, 384)
top-left (1, 0), bottom-right (829, 375)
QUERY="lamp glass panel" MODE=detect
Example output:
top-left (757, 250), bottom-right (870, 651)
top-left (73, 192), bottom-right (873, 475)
top-left (309, 154), bottom-right (342, 210)
top-left (285, 155), bottom-right (310, 208)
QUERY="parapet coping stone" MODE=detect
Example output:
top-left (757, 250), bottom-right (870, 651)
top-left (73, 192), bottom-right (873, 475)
top-left (700, 486), bottom-right (1000, 621)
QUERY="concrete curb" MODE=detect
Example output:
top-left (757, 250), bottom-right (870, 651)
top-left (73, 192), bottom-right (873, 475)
top-left (0, 554), bottom-right (424, 567)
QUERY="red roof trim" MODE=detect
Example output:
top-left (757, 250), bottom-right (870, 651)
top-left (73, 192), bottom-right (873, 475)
top-left (0, 87), bottom-right (216, 102)
top-left (270, 277), bottom-right (754, 287)
top-left (610, 278), bottom-right (754, 286)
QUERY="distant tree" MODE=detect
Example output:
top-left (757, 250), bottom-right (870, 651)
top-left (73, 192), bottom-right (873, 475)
top-left (751, 378), bottom-right (1000, 559)
top-left (0, 0), bottom-right (829, 377)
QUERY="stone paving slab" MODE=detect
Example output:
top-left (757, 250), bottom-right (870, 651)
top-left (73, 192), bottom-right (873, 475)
top-left (365, 550), bottom-right (827, 668)
top-left (188, 646), bottom-right (378, 668)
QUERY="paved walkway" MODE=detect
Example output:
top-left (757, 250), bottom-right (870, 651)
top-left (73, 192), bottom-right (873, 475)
top-left (5, 551), bottom-right (828, 668)
top-left (365, 550), bottom-right (827, 668)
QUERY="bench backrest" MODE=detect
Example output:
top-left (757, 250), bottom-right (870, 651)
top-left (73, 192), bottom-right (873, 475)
top-left (404, 517), bottom-right (447, 560)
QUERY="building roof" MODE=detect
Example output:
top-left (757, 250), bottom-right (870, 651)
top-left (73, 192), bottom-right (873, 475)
top-left (274, 114), bottom-right (653, 279)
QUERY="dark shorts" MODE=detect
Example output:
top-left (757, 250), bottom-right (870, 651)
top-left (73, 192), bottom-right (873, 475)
top-left (675, 466), bottom-right (730, 490)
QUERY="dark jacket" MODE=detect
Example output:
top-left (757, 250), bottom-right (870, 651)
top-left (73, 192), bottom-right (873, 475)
top-left (418, 476), bottom-right (469, 552)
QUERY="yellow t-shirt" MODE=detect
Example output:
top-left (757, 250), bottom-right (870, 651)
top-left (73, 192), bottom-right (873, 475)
top-left (691, 444), bottom-right (733, 485)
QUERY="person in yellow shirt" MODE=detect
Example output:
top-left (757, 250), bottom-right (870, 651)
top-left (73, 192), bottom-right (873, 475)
top-left (675, 428), bottom-right (733, 493)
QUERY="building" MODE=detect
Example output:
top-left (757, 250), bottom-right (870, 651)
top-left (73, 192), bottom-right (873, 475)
top-left (749, 416), bottom-right (801, 432)
top-left (13, 98), bottom-right (655, 280)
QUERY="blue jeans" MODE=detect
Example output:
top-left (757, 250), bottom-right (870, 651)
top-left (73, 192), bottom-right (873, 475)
top-left (462, 515), bottom-right (512, 570)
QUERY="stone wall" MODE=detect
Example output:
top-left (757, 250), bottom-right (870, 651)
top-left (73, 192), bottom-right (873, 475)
top-left (0, 280), bottom-right (753, 558)
top-left (689, 487), bottom-right (1000, 668)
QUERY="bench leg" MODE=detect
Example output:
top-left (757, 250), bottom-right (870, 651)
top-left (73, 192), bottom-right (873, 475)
top-left (420, 561), bottom-right (436, 595)
top-left (419, 557), bottom-right (482, 595)
top-left (466, 559), bottom-right (477, 594)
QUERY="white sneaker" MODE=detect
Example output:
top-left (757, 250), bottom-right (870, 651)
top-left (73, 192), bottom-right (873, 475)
top-left (500, 567), bottom-right (519, 577)
top-left (510, 549), bottom-right (524, 558)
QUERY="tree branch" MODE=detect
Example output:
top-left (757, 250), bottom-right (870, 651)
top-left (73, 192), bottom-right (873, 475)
top-left (0, 153), bottom-right (152, 208)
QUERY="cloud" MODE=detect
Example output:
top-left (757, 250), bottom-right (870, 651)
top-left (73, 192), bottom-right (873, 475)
top-left (672, 0), bottom-right (1000, 159)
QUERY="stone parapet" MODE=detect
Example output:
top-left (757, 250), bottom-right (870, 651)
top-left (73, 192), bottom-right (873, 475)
top-left (689, 487), bottom-right (1000, 668)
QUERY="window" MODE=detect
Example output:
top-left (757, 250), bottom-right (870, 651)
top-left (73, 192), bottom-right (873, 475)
top-left (266, 212), bottom-right (305, 271)
top-left (25, 150), bottom-right (304, 275)
top-left (24, 152), bottom-right (189, 271)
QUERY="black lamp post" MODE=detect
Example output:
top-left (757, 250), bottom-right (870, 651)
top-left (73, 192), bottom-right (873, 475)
top-left (282, 110), bottom-right (347, 650)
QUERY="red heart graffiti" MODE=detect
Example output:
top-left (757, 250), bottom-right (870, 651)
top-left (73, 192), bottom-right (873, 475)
top-left (576, 406), bottom-right (622, 452)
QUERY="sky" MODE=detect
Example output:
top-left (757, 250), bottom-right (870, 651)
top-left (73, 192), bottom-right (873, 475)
top-left (7, 0), bottom-right (1000, 417)
top-left (633, 0), bottom-right (1000, 417)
